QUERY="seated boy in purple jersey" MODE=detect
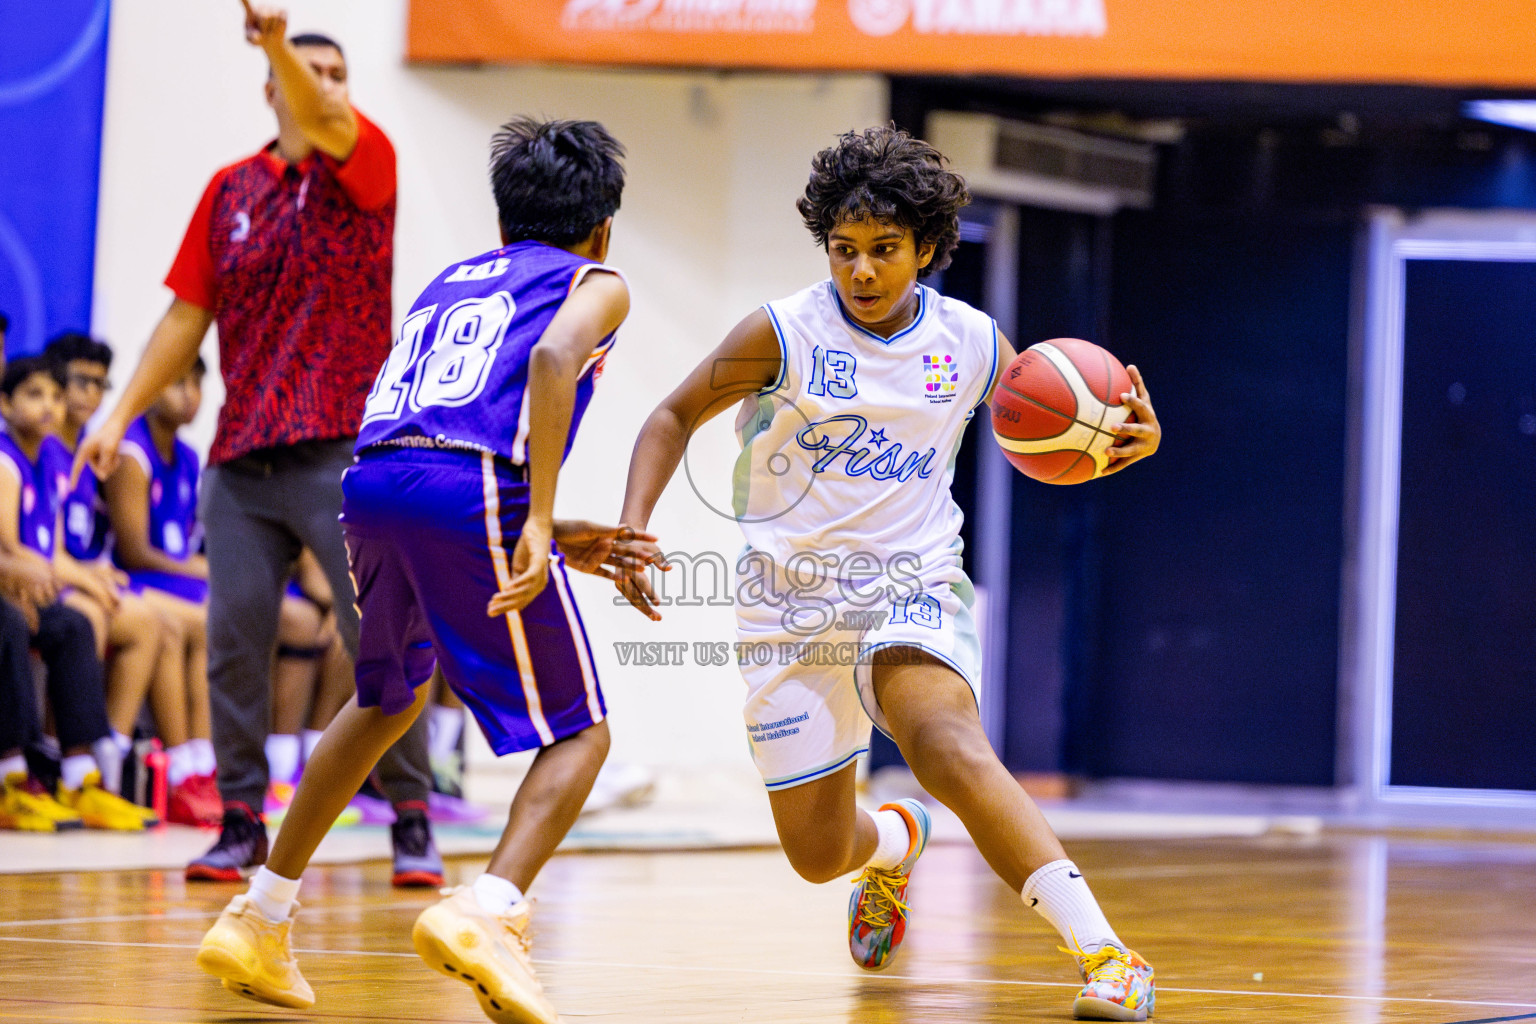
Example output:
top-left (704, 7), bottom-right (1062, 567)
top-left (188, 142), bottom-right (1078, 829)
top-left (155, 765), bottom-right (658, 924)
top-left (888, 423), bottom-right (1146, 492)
top-left (196, 117), bottom-right (657, 1024)
top-left (0, 357), bottom-right (155, 830)
top-left (46, 332), bottom-right (208, 821)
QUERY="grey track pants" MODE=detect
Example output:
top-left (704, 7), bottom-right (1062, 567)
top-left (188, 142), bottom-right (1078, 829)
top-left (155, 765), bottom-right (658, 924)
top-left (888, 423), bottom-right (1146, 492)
top-left (200, 438), bottom-right (431, 812)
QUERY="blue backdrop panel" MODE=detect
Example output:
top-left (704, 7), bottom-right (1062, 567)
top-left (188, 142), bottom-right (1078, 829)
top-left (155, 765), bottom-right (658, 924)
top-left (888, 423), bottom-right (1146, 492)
top-left (0, 0), bottom-right (111, 356)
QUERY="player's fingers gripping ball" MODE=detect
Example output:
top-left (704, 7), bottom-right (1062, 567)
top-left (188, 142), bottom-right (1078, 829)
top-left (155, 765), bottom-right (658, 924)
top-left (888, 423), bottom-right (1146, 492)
top-left (991, 338), bottom-right (1137, 484)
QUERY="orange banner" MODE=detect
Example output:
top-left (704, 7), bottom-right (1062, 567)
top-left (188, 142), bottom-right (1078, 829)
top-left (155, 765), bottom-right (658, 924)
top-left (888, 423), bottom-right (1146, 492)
top-left (407, 0), bottom-right (1536, 87)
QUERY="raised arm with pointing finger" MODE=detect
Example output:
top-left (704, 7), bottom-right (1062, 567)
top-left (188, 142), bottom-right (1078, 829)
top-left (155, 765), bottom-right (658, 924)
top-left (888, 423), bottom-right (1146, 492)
top-left (76, 3), bottom-right (375, 486)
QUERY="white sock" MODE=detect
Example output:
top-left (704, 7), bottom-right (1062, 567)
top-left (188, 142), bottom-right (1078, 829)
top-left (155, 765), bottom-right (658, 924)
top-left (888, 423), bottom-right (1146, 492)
top-left (92, 737), bottom-right (125, 793)
top-left (428, 705), bottom-right (464, 761)
top-left (265, 733), bottom-right (301, 785)
top-left (248, 866), bottom-right (302, 922)
top-left (472, 873), bottom-right (525, 916)
top-left (0, 753), bottom-right (26, 779)
top-left (112, 730), bottom-right (133, 756)
top-left (1021, 860), bottom-right (1122, 953)
top-left (166, 742), bottom-right (197, 787)
top-left (862, 808), bottom-right (913, 872)
top-left (191, 738), bottom-right (216, 777)
top-left (61, 753), bottom-right (95, 791)
top-left (301, 729), bottom-right (323, 764)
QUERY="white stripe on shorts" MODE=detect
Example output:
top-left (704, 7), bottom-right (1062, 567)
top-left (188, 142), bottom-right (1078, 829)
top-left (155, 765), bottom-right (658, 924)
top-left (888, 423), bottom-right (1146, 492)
top-left (549, 560), bottom-right (604, 723)
top-left (481, 452), bottom-right (554, 746)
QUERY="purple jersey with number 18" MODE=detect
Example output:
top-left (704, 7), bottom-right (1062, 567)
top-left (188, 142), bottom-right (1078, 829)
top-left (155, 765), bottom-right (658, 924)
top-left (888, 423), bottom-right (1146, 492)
top-left (355, 240), bottom-right (620, 464)
top-left (342, 239), bottom-right (622, 757)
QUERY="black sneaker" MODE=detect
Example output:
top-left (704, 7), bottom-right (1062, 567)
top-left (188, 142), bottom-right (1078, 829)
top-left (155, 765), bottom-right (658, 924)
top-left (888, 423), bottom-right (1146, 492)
top-left (187, 802), bottom-right (268, 882)
top-left (390, 801), bottom-right (444, 888)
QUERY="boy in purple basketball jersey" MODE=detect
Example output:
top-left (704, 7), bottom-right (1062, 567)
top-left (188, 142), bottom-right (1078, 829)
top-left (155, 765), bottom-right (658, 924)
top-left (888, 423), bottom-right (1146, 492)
top-left (196, 118), bottom-right (652, 1024)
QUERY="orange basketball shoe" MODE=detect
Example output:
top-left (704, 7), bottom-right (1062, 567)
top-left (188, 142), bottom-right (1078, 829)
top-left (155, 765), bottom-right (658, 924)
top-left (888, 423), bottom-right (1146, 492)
top-left (412, 886), bottom-right (559, 1024)
top-left (1064, 941), bottom-right (1156, 1021)
top-left (196, 894), bottom-right (314, 1009)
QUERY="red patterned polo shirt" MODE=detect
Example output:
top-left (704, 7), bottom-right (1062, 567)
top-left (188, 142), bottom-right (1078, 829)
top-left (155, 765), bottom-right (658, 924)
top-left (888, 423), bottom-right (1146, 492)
top-left (164, 110), bottom-right (395, 465)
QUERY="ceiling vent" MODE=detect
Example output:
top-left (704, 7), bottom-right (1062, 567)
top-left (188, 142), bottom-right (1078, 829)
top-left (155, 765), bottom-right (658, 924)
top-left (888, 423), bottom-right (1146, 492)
top-left (926, 111), bottom-right (1157, 214)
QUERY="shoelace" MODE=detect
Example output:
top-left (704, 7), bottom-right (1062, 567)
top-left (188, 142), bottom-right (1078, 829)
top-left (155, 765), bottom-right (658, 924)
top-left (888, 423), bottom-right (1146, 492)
top-left (852, 868), bottom-right (909, 929)
top-left (1059, 941), bottom-right (1134, 986)
top-left (499, 915), bottom-right (534, 955)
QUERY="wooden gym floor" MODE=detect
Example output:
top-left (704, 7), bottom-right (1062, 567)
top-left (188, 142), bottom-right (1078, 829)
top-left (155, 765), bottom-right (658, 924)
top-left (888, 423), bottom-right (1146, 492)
top-left (2, 830), bottom-right (1534, 1023)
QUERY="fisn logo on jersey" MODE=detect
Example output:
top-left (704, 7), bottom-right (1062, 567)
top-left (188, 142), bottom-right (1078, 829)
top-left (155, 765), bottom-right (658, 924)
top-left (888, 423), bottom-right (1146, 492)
top-left (923, 354), bottom-right (959, 403)
top-left (848, 0), bottom-right (1106, 37)
top-left (562, 0), bottom-right (816, 32)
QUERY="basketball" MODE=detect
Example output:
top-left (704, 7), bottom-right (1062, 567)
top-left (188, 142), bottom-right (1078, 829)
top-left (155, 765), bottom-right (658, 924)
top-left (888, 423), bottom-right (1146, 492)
top-left (990, 338), bottom-right (1134, 485)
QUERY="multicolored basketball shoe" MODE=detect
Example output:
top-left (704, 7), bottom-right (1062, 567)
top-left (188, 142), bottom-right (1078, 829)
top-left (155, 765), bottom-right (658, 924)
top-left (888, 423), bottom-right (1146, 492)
top-left (847, 798), bottom-right (931, 971)
top-left (1063, 941), bottom-right (1156, 1021)
top-left (196, 894), bottom-right (314, 1009)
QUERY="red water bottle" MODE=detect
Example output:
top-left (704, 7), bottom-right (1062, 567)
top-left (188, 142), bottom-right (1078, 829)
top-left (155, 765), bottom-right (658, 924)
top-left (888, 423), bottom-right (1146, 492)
top-left (144, 739), bottom-right (168, 825)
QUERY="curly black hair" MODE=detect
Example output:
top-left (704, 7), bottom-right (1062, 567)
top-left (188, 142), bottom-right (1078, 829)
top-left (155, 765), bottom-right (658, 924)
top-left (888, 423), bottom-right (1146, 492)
top-left (796, 125), bottom-right (970, 278)
top-left (490, 117), bottom-right (626, 247)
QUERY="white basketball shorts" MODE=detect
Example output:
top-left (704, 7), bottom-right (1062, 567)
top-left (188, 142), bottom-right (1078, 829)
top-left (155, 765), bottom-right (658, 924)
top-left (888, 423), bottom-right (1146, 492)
top-left (733, 550), bottom-right (983, 791)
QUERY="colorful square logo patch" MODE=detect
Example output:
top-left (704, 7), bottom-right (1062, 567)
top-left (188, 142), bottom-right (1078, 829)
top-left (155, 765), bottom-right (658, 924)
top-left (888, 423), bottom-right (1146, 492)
top-left (923, 354), bottom-right (959, 401)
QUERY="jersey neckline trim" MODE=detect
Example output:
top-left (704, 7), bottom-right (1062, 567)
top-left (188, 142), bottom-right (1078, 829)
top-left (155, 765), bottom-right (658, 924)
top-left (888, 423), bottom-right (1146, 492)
top-left (827, 281), bottom-right (929, 346)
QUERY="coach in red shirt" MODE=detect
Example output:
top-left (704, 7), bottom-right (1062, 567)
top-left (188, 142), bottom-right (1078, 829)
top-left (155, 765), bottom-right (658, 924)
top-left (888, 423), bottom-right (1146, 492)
top-left (81, 6), bottom-right (438, 884)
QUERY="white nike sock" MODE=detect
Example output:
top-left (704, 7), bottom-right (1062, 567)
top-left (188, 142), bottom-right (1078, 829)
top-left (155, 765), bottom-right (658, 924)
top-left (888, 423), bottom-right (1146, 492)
top-left (1021, 860), bottom-right (1122, 953)
top-left (248, 866), bottom-right (302, 922)
top-left (861, 808), bottom-right (912, 872)
top-left (112, 730), bottom-right (133, 756)
top-left (61, 753), bottom-right (95, 791)
top-left (472, 873), bottom-right (525, 916)
top-left (265, 734), bottom-right (301, 785)
top-left (0, 753), bottom-right (26, 779)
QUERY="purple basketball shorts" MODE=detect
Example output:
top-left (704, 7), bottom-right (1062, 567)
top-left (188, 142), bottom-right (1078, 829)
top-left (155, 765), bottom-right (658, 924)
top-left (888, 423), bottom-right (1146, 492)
top-left (341, 448), bottom-right (605, 755)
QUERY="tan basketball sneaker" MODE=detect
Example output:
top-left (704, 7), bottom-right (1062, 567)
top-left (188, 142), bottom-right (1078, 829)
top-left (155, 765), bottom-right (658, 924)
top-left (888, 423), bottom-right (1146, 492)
top-left (412, 886), bottom-right (559, 1024)
top-left (195, 894), bottom-right (315, 1009)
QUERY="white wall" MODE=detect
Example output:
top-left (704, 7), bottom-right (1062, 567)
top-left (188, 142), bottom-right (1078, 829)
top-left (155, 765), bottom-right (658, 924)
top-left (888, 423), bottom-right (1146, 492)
top-left (92, 0), bottom-right (888, 769)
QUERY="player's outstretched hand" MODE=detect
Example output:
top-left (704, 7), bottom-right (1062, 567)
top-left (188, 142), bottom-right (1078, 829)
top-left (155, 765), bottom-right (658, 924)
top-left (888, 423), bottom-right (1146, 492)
top-left (240, 0), bottom-right (288, 49)
top-left (609, 532), bottom-right (669, 623)
top-left (1102, 364), bottom-right (1161, 475)
top-left (489, 521), bottom-right (553, 617)
top-left (552, 520), bottom-right (660, 578)
top-left (72, 418), bottom-right (127, 487)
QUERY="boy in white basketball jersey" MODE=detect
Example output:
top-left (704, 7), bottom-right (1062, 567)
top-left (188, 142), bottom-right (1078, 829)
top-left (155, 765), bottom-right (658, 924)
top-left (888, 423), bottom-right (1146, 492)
top-left (619, 127), bottom-right (1162, 1020)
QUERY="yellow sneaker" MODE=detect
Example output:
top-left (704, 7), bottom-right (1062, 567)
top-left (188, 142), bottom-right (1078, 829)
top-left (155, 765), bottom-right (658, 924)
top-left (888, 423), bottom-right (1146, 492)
top-left (412, 886), bottom-right (560, 1024)
top-left (3, 772), bottom-right (83, 831)
top-left (59, 772), bottom-right (159, 830)
top-left (195, 894), bottom-right (314, 1009)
